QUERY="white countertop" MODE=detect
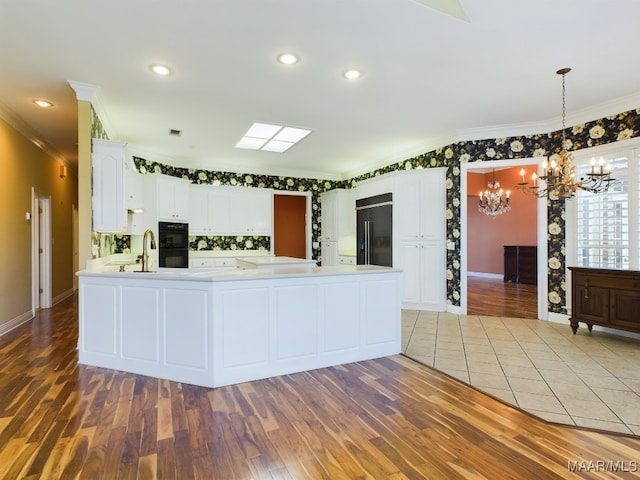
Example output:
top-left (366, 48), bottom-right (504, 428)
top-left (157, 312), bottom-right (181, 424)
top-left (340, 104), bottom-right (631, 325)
top-left (235, 256), bottom-right (317, 267)
top-left (77, 264), bottom-right (399, 282)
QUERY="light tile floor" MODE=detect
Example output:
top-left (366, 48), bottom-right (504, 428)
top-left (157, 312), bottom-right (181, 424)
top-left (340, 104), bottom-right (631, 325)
top-left (402, 310), bottom-right (640, 436)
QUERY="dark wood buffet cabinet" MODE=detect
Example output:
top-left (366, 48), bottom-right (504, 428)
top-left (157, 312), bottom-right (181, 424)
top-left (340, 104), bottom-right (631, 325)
top-left (569, 267), bottom-right (640, 335)
top-left (504, 246), bottom-right (537, 284)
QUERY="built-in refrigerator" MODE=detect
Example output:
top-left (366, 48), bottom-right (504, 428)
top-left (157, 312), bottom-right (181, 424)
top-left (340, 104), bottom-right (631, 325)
top-left (356, 193), bottom-right (392, 267)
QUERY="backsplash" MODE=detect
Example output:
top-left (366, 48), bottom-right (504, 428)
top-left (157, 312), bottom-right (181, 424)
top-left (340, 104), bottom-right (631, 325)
top-left (190, 235), bottom-right (270, 252)
top-left (102, 234), bottom-right (270, 254)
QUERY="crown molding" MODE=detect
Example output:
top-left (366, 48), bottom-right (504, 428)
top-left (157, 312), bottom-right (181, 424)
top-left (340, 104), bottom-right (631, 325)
top-left (341, 133), bottom-right (457, 180)
top-left (0, 99), bottom-right (68, 165)
top-left (67, 80), bottom-right (98, 102)
top-left (457, 91), bottom-right (640, 143)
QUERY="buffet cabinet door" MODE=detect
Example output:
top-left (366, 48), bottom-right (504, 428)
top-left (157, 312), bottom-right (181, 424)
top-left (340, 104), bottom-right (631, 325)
top-left (610, 289), bottom-right (640, 331)
top-left (573, 282), bottom-right (610, 326)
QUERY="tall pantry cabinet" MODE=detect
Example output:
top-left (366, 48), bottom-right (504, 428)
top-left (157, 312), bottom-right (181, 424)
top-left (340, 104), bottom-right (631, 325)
top-left (320, 189), bottom-right (354, 266)
top-left (393, 168), bottom-right (447, 310)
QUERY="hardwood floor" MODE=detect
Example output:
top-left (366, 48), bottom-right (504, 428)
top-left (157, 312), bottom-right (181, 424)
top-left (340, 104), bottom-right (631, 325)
top-left (467, 275), bottom-right (538, 318)
top-left (1, 295), bottom-right (639, 479)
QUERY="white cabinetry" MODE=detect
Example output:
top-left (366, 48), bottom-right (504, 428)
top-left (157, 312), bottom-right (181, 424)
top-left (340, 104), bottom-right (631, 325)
top-left (393, 169), bottom-right (447, 310)
top-left (92, 139), bottom-right (127, 232)
top-left (320, 189), bottom-right (355, 266)
top-left (156, 175), bottom-right (190, 221)
top-left (79, 277), bottom-right (213, 387)
top-left (189, 185), bottom-right (273, 236)
top-left (227, 187), bottom-right (273, 235)
top-left (339, 255), bottom-right (356, 265)
top-left (355, 174), bottom-right (395, 201)
top-left (78, 268), bottom-right (401, 388)
top-left (188, 184), bottom-right (217, 235)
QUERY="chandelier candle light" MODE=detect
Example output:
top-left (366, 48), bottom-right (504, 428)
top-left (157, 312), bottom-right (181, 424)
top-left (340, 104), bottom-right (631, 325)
top-left (479, 169), bottom-right (511, 217)
top-left (517, 68), bottom-right (614, 198)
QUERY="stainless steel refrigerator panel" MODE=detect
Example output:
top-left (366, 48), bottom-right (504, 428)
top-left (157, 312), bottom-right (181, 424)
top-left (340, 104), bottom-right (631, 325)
top-left (356, 193), bottom-right (392, 267)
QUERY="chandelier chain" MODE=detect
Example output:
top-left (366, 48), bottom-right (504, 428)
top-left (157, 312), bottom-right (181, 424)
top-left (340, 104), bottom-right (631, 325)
top-left (515, 67), bottom-right (614, 199)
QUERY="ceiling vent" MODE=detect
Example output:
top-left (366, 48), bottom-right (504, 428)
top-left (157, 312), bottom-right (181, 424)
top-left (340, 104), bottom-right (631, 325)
top-left (169, 129), bottom-right (182, 136)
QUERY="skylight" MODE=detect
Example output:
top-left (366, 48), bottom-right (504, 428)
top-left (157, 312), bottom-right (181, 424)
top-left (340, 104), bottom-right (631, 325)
top-left (235, 122), bottom-right (312, 153)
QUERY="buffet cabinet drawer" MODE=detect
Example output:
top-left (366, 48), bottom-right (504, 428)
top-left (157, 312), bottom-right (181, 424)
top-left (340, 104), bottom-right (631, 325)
top-left (569, 267), bottom-right (640, 334)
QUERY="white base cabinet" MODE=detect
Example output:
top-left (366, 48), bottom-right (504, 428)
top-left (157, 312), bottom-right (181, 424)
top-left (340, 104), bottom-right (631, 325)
top-left (78, 267), bottom-right (401, 388)
top-left (79, 278), bottom-right (213, 387)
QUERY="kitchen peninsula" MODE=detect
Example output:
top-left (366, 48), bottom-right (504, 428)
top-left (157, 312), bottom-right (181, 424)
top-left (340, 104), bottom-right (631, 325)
top-left (77, 264), bottom-right (401, 388)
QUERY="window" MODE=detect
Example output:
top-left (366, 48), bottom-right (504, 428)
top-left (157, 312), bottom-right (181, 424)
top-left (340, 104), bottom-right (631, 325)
top-left (571, 141), bottom-right (640, 270)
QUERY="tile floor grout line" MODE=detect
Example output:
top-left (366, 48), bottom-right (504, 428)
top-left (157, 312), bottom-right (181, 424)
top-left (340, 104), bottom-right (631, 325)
top-left (402, 310), bottom-right (640, 435)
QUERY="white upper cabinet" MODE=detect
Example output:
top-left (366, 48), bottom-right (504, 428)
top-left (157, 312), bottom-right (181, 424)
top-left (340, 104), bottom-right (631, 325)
top-left (92, 139), bottom-right (127, 232)
top-left (156, 175), bottom-right (190, 222)
top-left (226, 187), bottom-right (273, 235)
top-left (189, 185), bottom-right (273, 236)
top-left (394, 169), bottom-right (446, 241)
top-left (354, 174), bottom-right (395, 201)
top-left (188, 185), bottom-right (213, 235)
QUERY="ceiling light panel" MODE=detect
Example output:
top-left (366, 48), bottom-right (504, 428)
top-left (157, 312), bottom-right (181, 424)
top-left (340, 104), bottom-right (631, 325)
top-left (245, 122), bottom-right (282, 139)
top-left (262, 140), bottom-right (294, 153)
top-left (273, 127), bottom-right (311, 143)
top-left (235, 137), bottom-right (268, 150)
top-left (235, 122), bottom-right (313, 153)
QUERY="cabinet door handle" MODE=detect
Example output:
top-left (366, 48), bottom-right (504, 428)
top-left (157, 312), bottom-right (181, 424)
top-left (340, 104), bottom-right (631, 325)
top-left (584, 279), bottom-right (589, 299)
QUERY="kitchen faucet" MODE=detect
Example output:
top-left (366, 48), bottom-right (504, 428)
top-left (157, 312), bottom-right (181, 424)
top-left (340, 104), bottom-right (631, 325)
top-left (140, 229), bottom-right (157, 272)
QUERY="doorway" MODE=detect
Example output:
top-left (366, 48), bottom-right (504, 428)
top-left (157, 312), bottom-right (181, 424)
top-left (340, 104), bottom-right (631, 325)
top-left (460, 158), bottom-right (548, 320)
top-left (32, 189), bottom-right (52, 310)
top-left (273, 193), bottom-right (311, 259)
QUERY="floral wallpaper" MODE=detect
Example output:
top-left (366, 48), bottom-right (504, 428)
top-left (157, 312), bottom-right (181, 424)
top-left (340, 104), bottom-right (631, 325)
top-left (105, 105), bottom-right (640, 315)
top-left (90, 106), bottom-right (109, 140)
top-left (132, 157), bottom-right (347, 261)
top-left (190, 235), bottom-right (270, 252)
top-left (349, 107), bottom-right (638, 313)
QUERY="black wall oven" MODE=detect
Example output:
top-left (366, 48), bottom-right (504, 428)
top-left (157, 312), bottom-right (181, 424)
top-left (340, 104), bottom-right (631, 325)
top-left (158, 222), bottom-right (189, 268)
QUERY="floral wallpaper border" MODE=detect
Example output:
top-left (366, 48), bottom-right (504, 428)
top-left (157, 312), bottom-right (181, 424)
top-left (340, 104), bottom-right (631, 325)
top-left (101, 106), bottom-right (640, 314)
top-left (190, 236), bottom-right (270, 252)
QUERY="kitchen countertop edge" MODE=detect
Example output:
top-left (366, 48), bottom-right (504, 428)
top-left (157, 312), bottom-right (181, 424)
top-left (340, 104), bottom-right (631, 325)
top-left (76, 265), bottom-right (400, 282)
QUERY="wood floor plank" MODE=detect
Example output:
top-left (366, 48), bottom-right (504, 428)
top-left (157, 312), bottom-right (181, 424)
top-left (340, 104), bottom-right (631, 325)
top-left (0, 294), bottom-right (639, 479)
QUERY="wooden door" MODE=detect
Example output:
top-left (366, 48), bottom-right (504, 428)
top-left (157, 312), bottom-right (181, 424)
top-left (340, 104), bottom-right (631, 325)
top-left (273, 195), bottom-right (306, 258)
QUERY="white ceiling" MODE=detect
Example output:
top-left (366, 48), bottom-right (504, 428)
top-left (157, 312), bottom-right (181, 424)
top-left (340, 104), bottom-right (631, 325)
top-left (1, 0), bottom-right (640, 180)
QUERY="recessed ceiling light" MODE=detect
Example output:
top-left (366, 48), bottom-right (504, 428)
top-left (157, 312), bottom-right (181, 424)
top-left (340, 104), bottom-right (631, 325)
top-left (343, 69), bottom-right (362, 80)
top-left (33, 99), bottom-right (53, 108)
top-left (277, 53), bottom-right (299, 65)
top-left (150, 64), bottom-right (173, 76)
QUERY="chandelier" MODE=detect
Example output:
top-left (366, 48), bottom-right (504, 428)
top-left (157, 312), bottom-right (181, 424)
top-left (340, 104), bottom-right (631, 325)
top-left (479, 169), bottom-right (511, 216)
top-left (517, 68), bottom-right (614, 199)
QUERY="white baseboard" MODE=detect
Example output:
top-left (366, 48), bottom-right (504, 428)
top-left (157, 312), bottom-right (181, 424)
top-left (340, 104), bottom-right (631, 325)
top-left (547, 312), bottom-right (569, 324)
top-left (0, 310), bottom-right (33, 337)
top-left (52, 288), bottom-right (74, 306)
top-left (467, 271), bottom-right (503, 280)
